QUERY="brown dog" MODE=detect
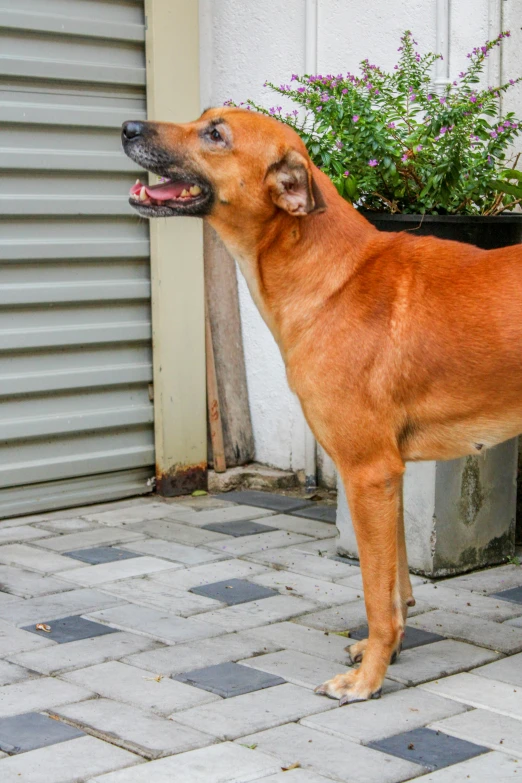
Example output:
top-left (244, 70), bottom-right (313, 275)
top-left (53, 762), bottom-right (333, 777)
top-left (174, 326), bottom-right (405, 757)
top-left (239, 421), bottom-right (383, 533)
top-left (122, 108), bottom-right (522, 705)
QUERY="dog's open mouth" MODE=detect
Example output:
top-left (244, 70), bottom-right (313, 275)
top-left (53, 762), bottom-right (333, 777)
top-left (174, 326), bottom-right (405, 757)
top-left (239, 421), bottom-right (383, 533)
top-left (128, 176), bottom-right (212, 217)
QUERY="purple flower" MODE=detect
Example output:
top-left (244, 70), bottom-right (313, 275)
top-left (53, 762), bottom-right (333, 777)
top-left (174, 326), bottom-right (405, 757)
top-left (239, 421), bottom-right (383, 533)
top-left (394, 65), bottom-right (399, 70)
top-left (481, 46), bottom-right (487, 55)
top-left (269, 107), bottom-right (276, 115)
top-left (297, 87), bottom-right (306, 93)
top-left (409, 94), bottom-right (416, 102)
top-left (453, 81), bottom-right (457, 86)
top-left (321, 93), bottom-right (330, 102)
top-left (291, 73), bottom-right (299, 81)
top-left (510, 79), bottom-right (515, 85)
top-left (343, 170), bottom-right (350, 177)
top-left (490, 130), bottom-right (498, 138)
top-left (352, 115), bottom-right (359, 122)
top-left (427, 94), bottom-right (433, 101)
top-left (417, 145), bottom-right (423, 151)
top-left (335, 139), bottom-right (344, 149)
top-left (342, 88), bottom-right (348, 94)
top-left (459, 71), bottom-right (466, 78)
top-left (388, 122), bottom-right (396, 129)
top-left (439, 97), bottom-right (446, 104)
top-left (368, 159), bottom-right (378, 167)
top-left (401, 153), bottom-right (409, 162)
top-left (440, 126), bottom-right (448, 134)
top-left (292, 109), bottom-right (299, 116)
top-left (470, 94), bottom-right (477, 103)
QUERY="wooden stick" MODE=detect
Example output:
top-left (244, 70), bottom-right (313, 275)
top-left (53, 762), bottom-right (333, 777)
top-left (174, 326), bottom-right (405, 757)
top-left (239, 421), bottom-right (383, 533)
top-left (205, 299), bottom-right (227, 473)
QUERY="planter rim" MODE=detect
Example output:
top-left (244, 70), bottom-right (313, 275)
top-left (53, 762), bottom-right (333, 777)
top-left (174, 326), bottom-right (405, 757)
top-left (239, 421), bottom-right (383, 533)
top-left (360, 211), bottom-right (522, 225)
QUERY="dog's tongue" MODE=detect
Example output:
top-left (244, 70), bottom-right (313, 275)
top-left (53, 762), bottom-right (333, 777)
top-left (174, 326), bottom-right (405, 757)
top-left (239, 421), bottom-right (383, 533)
top-left (129, 179), bottom-right (192, 201)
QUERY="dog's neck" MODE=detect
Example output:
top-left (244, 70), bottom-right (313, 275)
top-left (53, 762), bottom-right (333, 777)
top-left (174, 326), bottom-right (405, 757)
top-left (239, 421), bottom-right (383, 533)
top-left (208, 168), bottom-right (377, 356)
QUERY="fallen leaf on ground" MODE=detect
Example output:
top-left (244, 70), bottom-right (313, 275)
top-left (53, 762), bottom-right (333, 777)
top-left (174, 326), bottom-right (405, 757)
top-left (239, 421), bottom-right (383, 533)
top-left (192, 490), bottom-right (208, 496)
top-left (282, 762), bottom-right (301, 771)
top-left (35, 623), bottom-right (51, 632)
top-left (332, 630), bottom-right (351, 638)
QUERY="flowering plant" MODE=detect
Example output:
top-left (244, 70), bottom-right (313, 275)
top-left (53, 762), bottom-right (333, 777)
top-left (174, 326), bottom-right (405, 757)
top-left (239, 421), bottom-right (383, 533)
top-left (236, 31), bottom-right (522, 215)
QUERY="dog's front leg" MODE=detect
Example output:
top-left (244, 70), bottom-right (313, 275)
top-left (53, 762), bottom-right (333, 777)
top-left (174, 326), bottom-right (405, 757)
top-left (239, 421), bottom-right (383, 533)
top-left (315, 456), bottom-right (405, 704)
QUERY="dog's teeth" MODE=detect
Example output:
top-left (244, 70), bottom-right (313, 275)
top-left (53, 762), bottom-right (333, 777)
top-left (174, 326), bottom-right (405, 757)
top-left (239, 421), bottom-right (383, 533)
top-left (139, 186), bottom-right (148, 202)
top-left (181, 189), bottom-right (190, 197)
top-left (189, 185), bottom-right (201, 196)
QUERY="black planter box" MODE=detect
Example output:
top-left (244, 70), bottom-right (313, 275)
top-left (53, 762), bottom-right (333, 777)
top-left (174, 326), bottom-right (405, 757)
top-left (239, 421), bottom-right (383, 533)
top-left (360, 212), bottom-right (522, 250)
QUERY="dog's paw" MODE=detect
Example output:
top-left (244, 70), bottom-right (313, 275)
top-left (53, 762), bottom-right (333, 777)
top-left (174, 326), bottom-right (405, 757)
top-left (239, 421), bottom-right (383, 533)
top-left (346, 637), bottom-right (367, 664)
top-left (314, 669), bottom-right (383, 706)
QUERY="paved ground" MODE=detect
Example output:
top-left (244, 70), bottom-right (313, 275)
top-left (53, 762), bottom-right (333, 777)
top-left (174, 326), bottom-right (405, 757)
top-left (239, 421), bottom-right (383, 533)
top-left (0, 491), bottom-right (521, 783)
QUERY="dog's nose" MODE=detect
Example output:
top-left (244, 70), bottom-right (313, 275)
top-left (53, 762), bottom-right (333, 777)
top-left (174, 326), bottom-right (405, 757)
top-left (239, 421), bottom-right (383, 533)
top-left (122, 121), bottom-right (145, 140)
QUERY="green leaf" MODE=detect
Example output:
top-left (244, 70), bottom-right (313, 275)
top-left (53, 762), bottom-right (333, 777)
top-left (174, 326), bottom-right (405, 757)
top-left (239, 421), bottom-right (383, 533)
top-left (191, 490), bottom-right (208, 497)
top-left (492, 180), bottom-right (522, 198)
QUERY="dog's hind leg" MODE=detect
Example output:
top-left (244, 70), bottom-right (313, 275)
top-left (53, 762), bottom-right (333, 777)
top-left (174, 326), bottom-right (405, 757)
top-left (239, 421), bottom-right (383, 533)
top-left (316, 453), bottom-right (405, 704)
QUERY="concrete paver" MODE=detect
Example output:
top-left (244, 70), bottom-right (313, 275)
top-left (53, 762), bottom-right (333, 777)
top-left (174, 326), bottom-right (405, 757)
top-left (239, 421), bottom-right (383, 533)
top-left (430, 708), bottom-right (522, 756)
top-left (408, 608), bottom-right (522, 654)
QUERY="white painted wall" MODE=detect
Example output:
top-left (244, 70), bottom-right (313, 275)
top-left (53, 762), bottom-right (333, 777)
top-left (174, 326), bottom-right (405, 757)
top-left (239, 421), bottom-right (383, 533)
top-left (199, 0), bottom-right (522, 474)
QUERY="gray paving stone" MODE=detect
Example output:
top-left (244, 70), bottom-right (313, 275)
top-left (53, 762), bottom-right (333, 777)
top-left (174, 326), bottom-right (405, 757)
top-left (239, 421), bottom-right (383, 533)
top-left (246, 547), bottom-right (360, 582)
top-left (99, 575), bottom-right (224, 615)
top-left (420, 672), bottom-right (522, 719)
top-left (151, 559), bottom-right (271, 591)
top-left (202, 519), bottom-right (277, 537)
top-left (290, 505), bottom-right (337, 523)
top-left (8, 631), bottom-right (163, 676)
top-left (52, 698), bottom-right (214, 759)
top-left (0, 565), bottom-right (71, 598)
top-left (162, 504), bottom-right (276, 527)
top-left (22, 615), bottom-right (119, 644)
top-left (58, 556), bottom-right (178, 586)
top-left (491, 586), bottom-right (522, 604)
top-left (0, 526), bottom-right (52, 545)
top-left (257, 513), bottom-right (337, 539)
top-left (0, 591), bottom-right (21, 608)
top-left (302, 687), bottom-right (468, 744)
top-left (126, 518), bottom-right (231, 545)
top-left (414, 583), bottom-right (522, 622)
top-left (0, 677), bottom-right (93, 718)
top-left (294, 598), bottom-right (433, 632)
top-left (350, 625), bottom-right (445, 650)
top-left (0, 660), bottom-right (36, 686)
top-left (401, 751), bottom-right (522, 781)
top-left (0, 619), bottom-right (55, 657)
top-left (505, 615), bottom-right (522, 628)
top-left (442, 564), bottom-right (522, 595)
top-left (85, 741), bottom-right (280, 783)
top-left (292, 539), bottom-right (338, 556)
top-left (251, 570), bottom-right (361, 606)
top-left (409, 609), bottom-right (522, 654)
top-left (0, 711), bottom-right (85, 754)
top-left (190, 578), bottom-right (278, 606)
top-left (338, 571), bottom-right (428, 589)
top-left (250, 772), bottom-right (333, 783)
top-left (64, 547), bottom-right (142, 565)
top-left (202, 595), bottom-right (319, 632)
top-left (36, 518), bottom-right (97, 534)
top-left (63, 661), bottom-right (220, 715)
top-left (175, 661), bottom-right (284, 698)
top-left (0, 735), bottom-right (142, 783)
top-left (367, 727), bottom-right (489, 771)
top-left (248, 621), bottom-right (352, 664)
top-left (472, 651), bottom-right (522, 686)
top-left (121, 539), bottom-right (227, 565)
top-left (430, 708), bottom-right (522, 756)
top-left (235, 723), bottom-right (424, 783)
top-left (83, 502), bottom-right (173, 526)
top-left (0, 588), bottom-right (124, 627)
top-left (218, 491), bottom-right (312, 513)
top-left (171, 495), bottom-right (237, 510)
top-left (172, 682), bottom-right (335, 740)
top-left (37, 528), bottom-right (144, 553)
top-left (0, 544), bottom-right (88, 574)
top-left (122, 630), bottom-right (281, 676)
top-left (87, 604), bottom-right (225, 644)
top-left (239, 649), bottom-right (400, 696)
top-left (206, 530), bottom-right (314, 556)
top-left (385, 640), bottom-right (500, 686)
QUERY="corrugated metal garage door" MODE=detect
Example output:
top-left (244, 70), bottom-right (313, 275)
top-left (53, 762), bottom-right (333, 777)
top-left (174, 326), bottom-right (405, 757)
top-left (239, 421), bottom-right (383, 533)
top-left (0, 0), bottom-right (155, 518)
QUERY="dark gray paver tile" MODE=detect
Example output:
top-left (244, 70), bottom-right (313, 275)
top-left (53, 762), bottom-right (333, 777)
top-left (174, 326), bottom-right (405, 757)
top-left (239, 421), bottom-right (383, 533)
top-left (21, 615), bottom-right (119, 644)
top-left (491, 586), bottom-right (522, 604)
top-left (350, 625), bottom-right (445, 651)
top-left (63, 547), bottom-right (142, 565)
top-left (290, 505), bottom-right (337, 524)
top-left (202, 520), bottom-right (277, 537)
top-left (173, 661), bottom-right (285, 697)
top-left (367, 727), bottom-right (490, 771)
top-left (0, 712), bottom-right (84, 754)
top-left (221, 491), bottom-right (312, 512)
top-left (190, 578), bottom-right (278, 606)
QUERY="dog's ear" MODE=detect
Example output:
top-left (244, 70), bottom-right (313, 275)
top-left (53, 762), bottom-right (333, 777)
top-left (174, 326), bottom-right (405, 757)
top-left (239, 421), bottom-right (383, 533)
top-left (266, 149), bottom-right (326, 216)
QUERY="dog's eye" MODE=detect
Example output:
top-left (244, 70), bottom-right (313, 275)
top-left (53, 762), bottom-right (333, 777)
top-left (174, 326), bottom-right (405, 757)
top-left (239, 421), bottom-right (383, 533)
top-left (209, 128), bottom-right (222, 142)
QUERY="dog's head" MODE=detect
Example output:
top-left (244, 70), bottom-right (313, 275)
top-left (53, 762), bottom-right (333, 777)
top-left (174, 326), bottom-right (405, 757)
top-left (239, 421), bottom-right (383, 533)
top-left (122, 107), bottom-right (326, 221)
